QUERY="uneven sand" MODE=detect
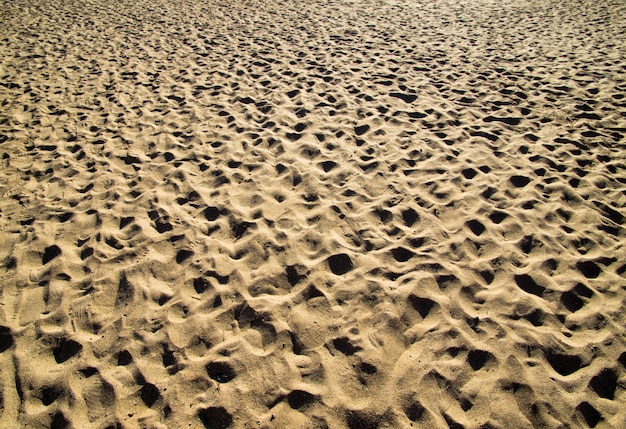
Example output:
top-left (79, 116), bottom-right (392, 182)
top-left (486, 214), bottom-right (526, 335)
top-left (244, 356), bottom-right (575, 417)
top-left (1, 0), bottom-right (625, 427)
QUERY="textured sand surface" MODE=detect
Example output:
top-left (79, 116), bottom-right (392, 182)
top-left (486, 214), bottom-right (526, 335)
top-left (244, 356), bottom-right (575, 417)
top-left (1, 0), bottom-right (626, 427)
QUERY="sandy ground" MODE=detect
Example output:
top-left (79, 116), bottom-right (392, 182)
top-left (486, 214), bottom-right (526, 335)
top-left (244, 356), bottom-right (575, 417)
top-left (1, 0), bottom-right (625, 427)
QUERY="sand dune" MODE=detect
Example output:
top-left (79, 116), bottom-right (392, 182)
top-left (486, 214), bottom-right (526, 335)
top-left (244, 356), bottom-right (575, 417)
top-left (1, 0), bottom-right (625, 427)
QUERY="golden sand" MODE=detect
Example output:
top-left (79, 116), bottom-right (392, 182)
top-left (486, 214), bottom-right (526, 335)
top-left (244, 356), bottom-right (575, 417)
top-left (1, 0), bottom-right (625, 427)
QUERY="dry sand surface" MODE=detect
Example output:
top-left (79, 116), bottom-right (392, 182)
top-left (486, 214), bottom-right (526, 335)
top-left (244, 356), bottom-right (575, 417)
top-left (1, 0), bottom-right (626, 427)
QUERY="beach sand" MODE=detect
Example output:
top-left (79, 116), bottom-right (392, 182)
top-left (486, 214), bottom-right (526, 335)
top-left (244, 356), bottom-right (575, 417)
top-left (1, 0), bottom-right (625, 427)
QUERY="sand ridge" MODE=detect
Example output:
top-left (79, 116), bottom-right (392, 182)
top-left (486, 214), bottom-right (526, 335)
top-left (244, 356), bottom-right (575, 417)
top-left (0, 0), bottom-right (625, 427)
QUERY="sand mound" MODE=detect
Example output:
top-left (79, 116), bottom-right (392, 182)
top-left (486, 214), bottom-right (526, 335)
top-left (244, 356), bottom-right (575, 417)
top-left (1, 0), bottom-right (625, 427)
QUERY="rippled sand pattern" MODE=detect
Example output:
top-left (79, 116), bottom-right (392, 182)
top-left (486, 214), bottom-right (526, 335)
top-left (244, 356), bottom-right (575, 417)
top-left (1, 0), bottom-right (625, 427)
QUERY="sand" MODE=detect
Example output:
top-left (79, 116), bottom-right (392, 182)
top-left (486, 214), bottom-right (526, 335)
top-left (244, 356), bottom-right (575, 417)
top-left (1, 0), bottom-right (625, 427)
